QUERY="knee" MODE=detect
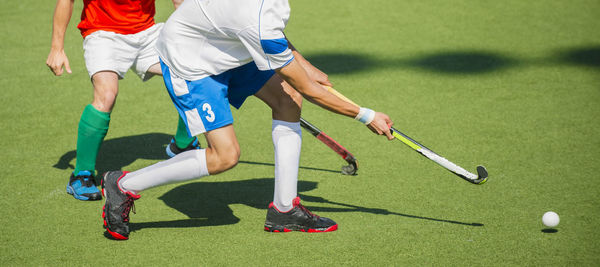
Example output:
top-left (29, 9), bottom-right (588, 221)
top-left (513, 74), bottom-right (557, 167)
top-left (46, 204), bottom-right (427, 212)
top-left (91, 74), bottom-right (119, 112)
top-left (210, 146), bottom-right (240, 174)
top-left (92, 89), bottom-right (118, 112)
top-left (219, 149), bottom-right (240, 171)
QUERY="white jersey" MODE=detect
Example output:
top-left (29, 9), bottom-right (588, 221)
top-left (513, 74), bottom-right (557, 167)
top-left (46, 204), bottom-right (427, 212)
top-left (156, 0), bottom-right (293, 81)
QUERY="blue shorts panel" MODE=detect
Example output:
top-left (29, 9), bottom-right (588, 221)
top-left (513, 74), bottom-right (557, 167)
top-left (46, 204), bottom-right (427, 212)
top-left (161, 60), bottom-right (275, 135)
top-left (227, 61), bottom-right (275, 109)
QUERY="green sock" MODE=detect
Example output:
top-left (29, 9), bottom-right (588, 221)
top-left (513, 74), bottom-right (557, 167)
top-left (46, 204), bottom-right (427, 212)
top-left (174, 116), bottom-right (195, 149)
top-left (73, 104), bottom-right (110, 175)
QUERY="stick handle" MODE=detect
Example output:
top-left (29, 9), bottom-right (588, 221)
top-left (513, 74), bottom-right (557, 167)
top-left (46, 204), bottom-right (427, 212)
top-left (324, 86), bottom-right (360, 108)
top-left (325, 86), bottom-right (420, 150)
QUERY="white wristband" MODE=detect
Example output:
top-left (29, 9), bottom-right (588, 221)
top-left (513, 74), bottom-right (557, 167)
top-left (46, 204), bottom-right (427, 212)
top-left (355, 107), bottom-right (375, 125)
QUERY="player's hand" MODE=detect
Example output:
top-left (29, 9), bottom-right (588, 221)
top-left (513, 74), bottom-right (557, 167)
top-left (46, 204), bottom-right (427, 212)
top-left (46, 49), bottom-right (72, 76)
top-left (367, 112), bottom-right (394, 140)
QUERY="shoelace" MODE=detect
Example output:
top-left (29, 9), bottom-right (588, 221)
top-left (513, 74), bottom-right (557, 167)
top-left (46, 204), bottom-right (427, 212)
top-left (78, 176), bottom-right (95, 187)
top-left (297, 203), bottom-right (319, 219)
top-left (121, 197), bottom-right (136, 223)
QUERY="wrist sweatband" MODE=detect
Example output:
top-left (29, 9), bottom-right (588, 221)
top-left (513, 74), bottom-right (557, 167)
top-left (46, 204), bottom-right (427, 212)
top-left (355, 107), bottom-right (375, 125)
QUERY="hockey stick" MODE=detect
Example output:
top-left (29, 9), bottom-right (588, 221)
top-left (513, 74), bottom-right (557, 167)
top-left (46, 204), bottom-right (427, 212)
top-left (300, 117), bottom-right (358, 175)
top-left (324, 86), bottom-right (488, 185)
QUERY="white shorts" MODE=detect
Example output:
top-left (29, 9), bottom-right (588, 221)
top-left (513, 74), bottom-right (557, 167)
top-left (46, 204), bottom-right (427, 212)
top-left (82, 23), bottom-right (163, 81)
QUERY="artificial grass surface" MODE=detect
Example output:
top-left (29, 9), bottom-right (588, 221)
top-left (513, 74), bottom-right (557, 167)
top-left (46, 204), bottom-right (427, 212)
top-left (1, 0), bottom-right (599, 265)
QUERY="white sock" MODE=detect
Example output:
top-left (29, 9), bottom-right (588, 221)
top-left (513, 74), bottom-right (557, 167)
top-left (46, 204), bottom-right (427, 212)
top-left (272, 120), bottom-right (301, 212)
top-left (120, 149), bottom-right (209, 194)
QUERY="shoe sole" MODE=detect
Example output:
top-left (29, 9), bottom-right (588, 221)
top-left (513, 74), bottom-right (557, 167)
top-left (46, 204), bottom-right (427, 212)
top-left (264, 224), bottom-right (338, 233)
top-left (101, 177), bottom-right (129, 240)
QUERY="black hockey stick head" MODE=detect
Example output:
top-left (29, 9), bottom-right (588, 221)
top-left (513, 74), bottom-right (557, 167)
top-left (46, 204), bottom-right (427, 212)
top-left (471, 166), bottom-right (488, 185)
top-left (341, 156), bottom-right (358, 175)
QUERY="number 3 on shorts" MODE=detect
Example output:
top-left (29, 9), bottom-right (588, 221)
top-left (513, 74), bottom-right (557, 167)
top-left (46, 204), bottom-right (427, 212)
top-left (202, 103), bottom-right (215, 122)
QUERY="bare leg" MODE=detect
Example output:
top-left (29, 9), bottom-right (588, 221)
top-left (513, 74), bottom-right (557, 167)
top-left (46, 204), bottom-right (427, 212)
top-left (146, 63), bottom-right (162, 76)
top-left (254, 75), bottom-right (302, 122)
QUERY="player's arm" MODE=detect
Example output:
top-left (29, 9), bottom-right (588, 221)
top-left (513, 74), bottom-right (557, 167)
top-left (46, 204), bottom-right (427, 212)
top-left (46, 0), bottom-right (74, 76)
top-left (171, 0), bottom-right (183, 9)
top-left (287, 40), bottom-right (332, 87)
top-left (275, 59), bottom-right (394, 139)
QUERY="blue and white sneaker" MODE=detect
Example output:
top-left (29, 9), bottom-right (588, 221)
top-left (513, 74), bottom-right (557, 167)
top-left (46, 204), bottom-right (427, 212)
top-left (66, 170), bottom-right (102, 201)
top-left (165, 137), bottom-right (201, 158)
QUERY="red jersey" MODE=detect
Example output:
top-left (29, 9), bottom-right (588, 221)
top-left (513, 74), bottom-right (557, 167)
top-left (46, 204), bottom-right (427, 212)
top-left (77, 0), bottom-right (156, 38)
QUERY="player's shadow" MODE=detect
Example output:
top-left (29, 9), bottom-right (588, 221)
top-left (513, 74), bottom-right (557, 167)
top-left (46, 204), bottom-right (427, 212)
top-left (305, 53), bottom-right (377, 75)
top-left (53, 133), bottom-right (340, 183)
top-left (306, 50), bottom-right (517, 75)
top-left (128, 178), bottom-right (483, 232)
top-left (405, 51), bottom-right (517, 74)
top-left (53, 133), bottom-right (172, 177)
top-left (555, 46), bottom-right (600, 69)
top-left (308, 46), bottom-right (599, 76)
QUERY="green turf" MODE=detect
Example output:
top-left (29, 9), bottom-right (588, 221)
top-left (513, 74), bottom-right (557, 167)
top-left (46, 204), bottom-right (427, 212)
top-left (1, 0), bottom-right (599, 265)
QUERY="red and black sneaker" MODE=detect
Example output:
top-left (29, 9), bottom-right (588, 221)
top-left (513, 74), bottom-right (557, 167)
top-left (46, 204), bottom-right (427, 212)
top-left (264, 197), bottom-right (338, 233)
top-left (101, 171), bottom-right (140, 240)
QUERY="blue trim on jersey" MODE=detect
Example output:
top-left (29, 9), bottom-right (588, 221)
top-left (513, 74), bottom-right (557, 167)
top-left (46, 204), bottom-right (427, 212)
top-left (280, 56), bottom-right (295, 69)
top-left (260, 38), bottom-right (288, 54)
